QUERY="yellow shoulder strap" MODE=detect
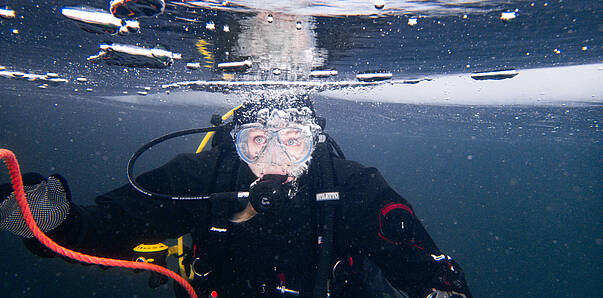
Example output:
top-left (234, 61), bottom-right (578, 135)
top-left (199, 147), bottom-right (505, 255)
top-left (195, 104), bottom-right (242, 153)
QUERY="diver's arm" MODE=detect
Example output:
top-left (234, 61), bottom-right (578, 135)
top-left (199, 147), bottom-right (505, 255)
top-left (12, 152), bottom-right (216, 259)
top-left (372, 201), bottom-right (473, 298)
top-left (338, 163), bottom-right (472, 298)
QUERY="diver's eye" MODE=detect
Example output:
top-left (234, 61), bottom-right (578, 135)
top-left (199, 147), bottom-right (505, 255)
top-left (286, 138), bottom-right (300, 146)
top-left (253, 136), bottom-right (267, 145)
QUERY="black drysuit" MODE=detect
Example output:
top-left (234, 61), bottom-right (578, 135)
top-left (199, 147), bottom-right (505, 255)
top-left (23, 147), bottom-right (472, 298)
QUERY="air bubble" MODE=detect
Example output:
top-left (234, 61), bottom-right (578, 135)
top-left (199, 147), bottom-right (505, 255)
top-left (500, 11), bottom-right (516, 21)
top-left (310, 70), bottom-right (338, 78)
top-left (0, 8), bottom-right (16, 19)
top-left (205, 21), bottom-right (215, 30)
top-left (186, 62), bottom-right (201, 70)
top-left (218, 60), bottom-right (252, 71)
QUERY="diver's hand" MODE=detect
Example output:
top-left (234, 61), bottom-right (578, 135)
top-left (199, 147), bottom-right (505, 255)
top-left (0, 173), bottom-right (70, 238)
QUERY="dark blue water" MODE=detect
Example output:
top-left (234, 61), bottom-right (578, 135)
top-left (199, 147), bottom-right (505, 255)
top-left (325, 101), bottom-right (602, 297)
top-left (1, 95), bottom-right (601, 297)
top-left (1, 0), bottom-right (602, 297)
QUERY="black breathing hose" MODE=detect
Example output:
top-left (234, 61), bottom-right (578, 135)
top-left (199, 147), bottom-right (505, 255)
top-left (126, 127), bottom-right (217, 200)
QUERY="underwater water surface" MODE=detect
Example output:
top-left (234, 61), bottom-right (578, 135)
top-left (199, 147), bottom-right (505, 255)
top-left (1, 0), bottom-right (601, 297)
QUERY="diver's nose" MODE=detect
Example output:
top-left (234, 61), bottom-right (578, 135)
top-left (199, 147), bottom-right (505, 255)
top-left (270, 145), bottom-right (287, 165)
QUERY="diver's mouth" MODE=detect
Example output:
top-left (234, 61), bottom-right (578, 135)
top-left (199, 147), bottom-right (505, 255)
top-left (259, 167), bottom-right (288, 177)
top-left (250, 157), bottom-right (310, 181)
top-left (254, 164), bottom-right (295, 181)
top-left (258, 174), bottom-right (295, 183)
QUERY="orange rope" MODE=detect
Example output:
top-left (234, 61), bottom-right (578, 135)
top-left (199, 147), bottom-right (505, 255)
top-left (0, 149), bottom-right (197, 298)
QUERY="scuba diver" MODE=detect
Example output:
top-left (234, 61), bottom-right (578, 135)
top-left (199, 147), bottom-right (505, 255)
top-left (0, 96), bottom-right (472, 298)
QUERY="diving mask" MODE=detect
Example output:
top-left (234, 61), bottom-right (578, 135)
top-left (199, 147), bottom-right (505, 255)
top-left (234, 123), bottom-right (314, 165)
top-left (232, 108), bottom-right (320, 171)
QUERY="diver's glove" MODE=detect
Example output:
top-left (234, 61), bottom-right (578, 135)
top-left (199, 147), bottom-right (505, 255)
top-left (0, 173), bottom-right (70, 238)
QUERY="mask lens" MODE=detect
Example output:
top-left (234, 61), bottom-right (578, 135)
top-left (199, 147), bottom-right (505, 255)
top-left (276, 128), bottom-right (312, 162)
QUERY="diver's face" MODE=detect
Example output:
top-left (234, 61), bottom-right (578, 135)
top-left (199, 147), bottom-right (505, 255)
top-left (233, 108), bottom-right (319, 179)
top-left (246, 127), bottom-right (308, 178)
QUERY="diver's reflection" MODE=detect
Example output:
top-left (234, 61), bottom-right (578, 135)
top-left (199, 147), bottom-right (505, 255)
top-left (229, 12), bottom-right (327, 81)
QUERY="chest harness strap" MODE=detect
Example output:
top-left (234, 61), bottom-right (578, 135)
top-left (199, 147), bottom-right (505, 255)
top-left (313, 133), bottom-right (341, 298)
